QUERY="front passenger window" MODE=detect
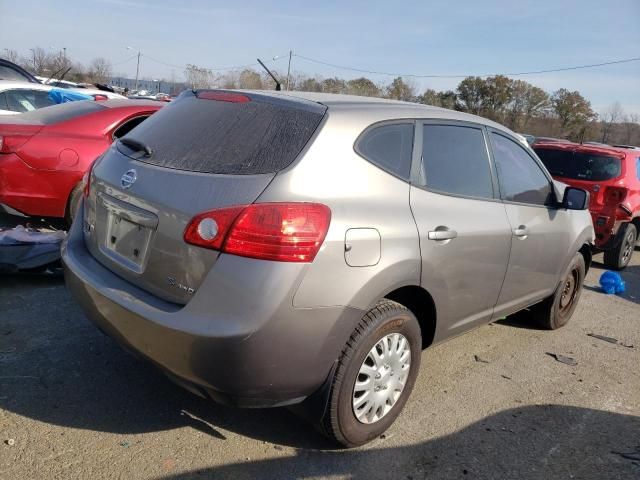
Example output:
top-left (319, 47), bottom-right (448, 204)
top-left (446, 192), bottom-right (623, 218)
top-left (491, 132), bottom-right (552, 206)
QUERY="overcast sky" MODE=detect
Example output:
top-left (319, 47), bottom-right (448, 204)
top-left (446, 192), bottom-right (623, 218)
top-left (1, 0), bottom-right (639, 114)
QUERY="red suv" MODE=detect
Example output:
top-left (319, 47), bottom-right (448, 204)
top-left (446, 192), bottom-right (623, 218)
top-left (534, 142), bottom-right (640, 269)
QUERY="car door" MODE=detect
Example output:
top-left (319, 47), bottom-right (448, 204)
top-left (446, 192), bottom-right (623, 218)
top-left (488, 130), bottom-right (574, 318)
top-left (410, 121), bottom-right (512, 340)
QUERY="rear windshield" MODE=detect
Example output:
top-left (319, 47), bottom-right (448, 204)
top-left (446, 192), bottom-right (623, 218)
top-left (119, 90), bottom-right (326, 175)
top-left (0, 99), bottom-right (104, 125)
top-left (534, 148), bottom-right (622, 181)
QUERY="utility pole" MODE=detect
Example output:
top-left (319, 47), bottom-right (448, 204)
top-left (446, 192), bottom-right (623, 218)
top-left (63, 47), bottom-right (67, 63)
top-left (135, 51), bottom-right (141, 92)
top-left (286, 50), bottom-right (292, 90)
top-left (127, 46), bottom-right (141, 91)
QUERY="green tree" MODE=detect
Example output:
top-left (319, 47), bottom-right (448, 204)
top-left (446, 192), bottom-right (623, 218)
top-left (456, 76), bottom-right (485, 114)
top-left (417, 88), bottom-right (439, 106)
top-left (551, 88), bottom-right (596, 139)
top-left (346, 77), bottom-right (380, 97)
top-left (322, 77), bottom-right (347, 94)
top-left (297, 76), bottom-right (323, 92)
top-left (386, 76), bottom-right (414, 101)
top-left (238, 69), bottom-right (263, 89)
top-left (481, 75), bottom-right (513, 121)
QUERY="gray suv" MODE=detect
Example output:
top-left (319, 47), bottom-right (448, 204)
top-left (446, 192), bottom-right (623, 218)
top-left (62, 90), bottom-right (594, 447)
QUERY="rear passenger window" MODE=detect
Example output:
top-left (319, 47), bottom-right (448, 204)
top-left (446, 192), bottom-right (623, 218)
top-left (636, 157), bottom-right (640, 180)
top-left (420, 124), bottom-right (494, 199)
top-left (491, 132), bottom-right (552, 206)
top-left (356, 123), bottom-right (414, 180)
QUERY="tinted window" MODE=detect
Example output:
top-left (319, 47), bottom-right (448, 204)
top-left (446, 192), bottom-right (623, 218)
top-left (534, 148), bottom-right (622, 181)
top-left (636, 157), bottom-right (640, 180)
top-left (120, 91), bottom-right (326, 175)
top-left (357, 123), bottom-right (414, 180)
top-left (0, 65), bottom-right (30, 81)
top-left (492, 133), bottom-right (552, 206)
top-left (113, 115), bottom-right (149, 139)
top-left (0, 92), bottom-right (8, 111)
top-left (5, 89), bottom-right (55, 112)
top-left (421, 124), bottom-right (493, 199)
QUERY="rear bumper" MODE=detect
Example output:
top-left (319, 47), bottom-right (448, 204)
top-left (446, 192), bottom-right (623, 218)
top-left (62, 207), bottom-right (364, 407)
top-left (590, 210), bottom-right (631, 249)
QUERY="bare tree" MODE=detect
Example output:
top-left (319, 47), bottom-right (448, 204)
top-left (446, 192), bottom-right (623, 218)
top-left (184, 64), bottom-right (215, 88)
top-left (600, 102), bottom-right (624, 143)
top-left (86, 57), bottom-right (112, 84)
top-left (622, 113), bottom-right (640, 145)
top-left (3, 48), bottom-right (20, 63)
top-left (25, 47), bottom-right (53, 75)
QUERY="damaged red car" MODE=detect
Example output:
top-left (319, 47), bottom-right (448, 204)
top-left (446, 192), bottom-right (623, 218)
top-left (534, 142), bottom-right (640, 269)
top-left (0, 99), bottom-right (161, 224)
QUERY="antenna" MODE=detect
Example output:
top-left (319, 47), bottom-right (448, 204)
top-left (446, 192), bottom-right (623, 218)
top-left (256, 58), bottom-right (281, 91)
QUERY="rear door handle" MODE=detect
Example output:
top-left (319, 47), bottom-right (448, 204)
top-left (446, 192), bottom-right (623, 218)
top-left (428, 228), bottom-right (458, 241)
top-left (513, 225), bottom-right (529, 238)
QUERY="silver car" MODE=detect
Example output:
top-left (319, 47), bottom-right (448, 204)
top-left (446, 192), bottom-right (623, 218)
top-left (62, 90), bottom-right (594, 447)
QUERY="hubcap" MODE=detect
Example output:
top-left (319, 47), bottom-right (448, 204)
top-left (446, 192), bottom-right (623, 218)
top-left (352, 333), bottom-right (411, 424)
top-left (559, 268), bottom-right (579, 314)
top-left (621, 231), bottom-right (635, 264)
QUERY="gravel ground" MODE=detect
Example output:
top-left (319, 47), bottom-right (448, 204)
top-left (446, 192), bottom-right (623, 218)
top-left (0, 247), bottom-right (638, 479)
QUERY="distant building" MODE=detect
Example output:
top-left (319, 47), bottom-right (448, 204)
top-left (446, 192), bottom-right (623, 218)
top-left (109, 76), bottom-right (186, 95)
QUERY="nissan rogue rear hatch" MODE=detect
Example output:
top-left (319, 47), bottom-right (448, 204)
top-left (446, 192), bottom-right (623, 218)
top-left (83, 90), bottom-right (326, 304)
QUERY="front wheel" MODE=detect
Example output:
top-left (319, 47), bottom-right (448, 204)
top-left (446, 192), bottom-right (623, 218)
top-left (321, 300), bottom-right (422, 447)
top-left (530, 252), bottom-right (585, 330)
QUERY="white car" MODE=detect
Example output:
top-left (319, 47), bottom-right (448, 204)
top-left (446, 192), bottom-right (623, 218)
top-left (35, 76), bottom-right (126, 100)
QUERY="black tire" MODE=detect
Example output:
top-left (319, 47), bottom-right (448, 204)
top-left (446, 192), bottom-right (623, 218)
top-left (65, 183), bottom-right (83, 227)
top-left (603, 223), bottom-right (637, 270)
top-left (530, 253), bottom-right (585, 330)
top-left (321, 300), bottom-right (422, 447)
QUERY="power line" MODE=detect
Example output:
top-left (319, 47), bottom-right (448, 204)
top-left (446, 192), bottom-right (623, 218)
top-left (292, 53), bottom-right (640, 79)
top-left (112, 54), bottom-right (139, 66)
top-left (141, 53), bottom-right (279, 72)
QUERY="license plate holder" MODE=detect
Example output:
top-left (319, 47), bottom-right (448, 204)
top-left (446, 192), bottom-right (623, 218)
top-left (104, 212), bottom-right (153, 272)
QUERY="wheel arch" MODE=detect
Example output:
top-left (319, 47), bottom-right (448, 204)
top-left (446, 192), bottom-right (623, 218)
top-left (382, 285), bottom-right (437, 349)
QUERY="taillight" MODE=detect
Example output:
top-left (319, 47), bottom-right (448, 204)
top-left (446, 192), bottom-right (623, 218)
top-left (93, 94), bottom-right (109, 101)
top-left (196, 91), bottom-right (250, 103)
top-left (82, 161), bottom-right (97, 198)
top-left (604, 186), bottom-right (628, 205)
top-left (184, 203), bottom-right (331, 262)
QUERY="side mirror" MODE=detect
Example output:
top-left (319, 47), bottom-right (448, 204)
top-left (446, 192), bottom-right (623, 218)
top-left (562, 187), bottom-right (589, 210)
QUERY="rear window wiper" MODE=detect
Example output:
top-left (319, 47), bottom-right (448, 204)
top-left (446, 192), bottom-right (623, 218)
top-left (119, 138), bottom-right (153, 157)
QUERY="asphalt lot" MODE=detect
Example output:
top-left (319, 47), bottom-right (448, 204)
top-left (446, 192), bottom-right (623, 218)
top-left (0, 250), bottom-right (638, 479)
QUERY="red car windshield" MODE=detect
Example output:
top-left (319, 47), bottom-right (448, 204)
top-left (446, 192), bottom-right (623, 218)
top-left (534, 148), bottom-right (622, 181)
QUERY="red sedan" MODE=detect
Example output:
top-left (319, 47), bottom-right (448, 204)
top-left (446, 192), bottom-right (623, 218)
top-left (0, 99), bottom-right (161, 224)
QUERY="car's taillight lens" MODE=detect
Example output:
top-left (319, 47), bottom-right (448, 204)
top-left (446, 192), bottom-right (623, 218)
top-left (82, 161), bottom-right (97, 198)
top-left (604, 186), bottom-right (628, 205)
top-left (184, 203), bottom-right (331, 262)
top-left (93, 94), bottom-right (109, 101)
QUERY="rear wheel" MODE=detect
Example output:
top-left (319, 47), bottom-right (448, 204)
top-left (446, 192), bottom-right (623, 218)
top-left (65, 183), bottom-right (83, 227)
top-left (603, 223), bottom-right (636, 270)
top-left (530, 252), bottom-right (585, 330)
top-left (321, 300), bottom-right (421, 447)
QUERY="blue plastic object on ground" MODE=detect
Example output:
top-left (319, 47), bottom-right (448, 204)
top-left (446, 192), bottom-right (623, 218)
top-left (599, 271), bottom-right (625, 294)
top-left (48, 88), bottom-right (93, 104)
